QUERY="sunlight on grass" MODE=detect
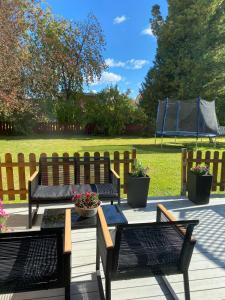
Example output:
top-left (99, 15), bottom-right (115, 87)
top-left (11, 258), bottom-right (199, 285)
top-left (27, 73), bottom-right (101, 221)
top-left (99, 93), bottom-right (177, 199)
top-left (1, 135), bottom-right (225, 198)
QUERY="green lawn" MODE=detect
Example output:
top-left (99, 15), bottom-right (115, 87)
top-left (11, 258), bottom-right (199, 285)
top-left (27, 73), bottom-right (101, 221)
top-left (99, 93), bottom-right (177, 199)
top-left (1, 135), bottom-right (225, 200)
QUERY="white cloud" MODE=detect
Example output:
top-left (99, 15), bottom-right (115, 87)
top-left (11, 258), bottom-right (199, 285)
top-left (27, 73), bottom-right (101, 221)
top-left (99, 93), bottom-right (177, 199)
top-left (127, 59), bottom-right (149, 69)
top-left (91, 71), bottom-right (122, 86)
top-left (113, 15), bottom-right (127, 24)
top-left (105, 58), bottom-right (125, 68)
top-left (141, 25), bottom-right (154, 36)
top-left (105, 58), bottom-right (149, 70)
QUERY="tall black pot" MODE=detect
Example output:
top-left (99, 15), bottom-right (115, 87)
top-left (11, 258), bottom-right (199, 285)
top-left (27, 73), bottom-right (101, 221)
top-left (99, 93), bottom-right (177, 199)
top-left (187, 171), bottom-right (212, 204)
top-left (127, 174), bottom-right (150, 208)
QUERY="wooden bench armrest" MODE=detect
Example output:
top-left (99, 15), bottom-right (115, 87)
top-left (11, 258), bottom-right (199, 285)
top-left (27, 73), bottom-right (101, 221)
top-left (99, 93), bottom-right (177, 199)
top-left (110, 168), bottom-right (120, 179)
top-left (64, 209), bottom-right (72, 254)
top-left (97, 207), bottom-right (114, 249)
top-left (28, 170), bottom-right (39, 183)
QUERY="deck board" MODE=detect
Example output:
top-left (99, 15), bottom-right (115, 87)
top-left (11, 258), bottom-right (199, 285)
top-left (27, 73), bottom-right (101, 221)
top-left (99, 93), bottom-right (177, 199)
top-left (2, 196), bottom-right (225, 299)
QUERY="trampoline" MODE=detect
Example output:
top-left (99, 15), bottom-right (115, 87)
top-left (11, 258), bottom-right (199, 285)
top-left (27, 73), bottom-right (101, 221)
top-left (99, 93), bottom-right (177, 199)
top-left (156, 98), bottom-right (219, 138)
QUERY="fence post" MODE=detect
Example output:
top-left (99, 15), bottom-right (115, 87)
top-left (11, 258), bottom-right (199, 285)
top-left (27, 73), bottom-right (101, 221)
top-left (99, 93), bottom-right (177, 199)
top-left (181, 148), bottom-right (187, 196)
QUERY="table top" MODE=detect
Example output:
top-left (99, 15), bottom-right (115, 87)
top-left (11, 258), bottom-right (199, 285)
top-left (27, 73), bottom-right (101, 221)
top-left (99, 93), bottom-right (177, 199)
top-left (41, 204), bottom-right (128, 230)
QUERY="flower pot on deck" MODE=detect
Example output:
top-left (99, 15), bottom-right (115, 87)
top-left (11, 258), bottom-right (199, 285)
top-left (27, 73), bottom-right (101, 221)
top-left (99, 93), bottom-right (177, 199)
top-left (127, 174), bottom-right (150, 208)
top-left (187, 171), bottom-right (212, 204)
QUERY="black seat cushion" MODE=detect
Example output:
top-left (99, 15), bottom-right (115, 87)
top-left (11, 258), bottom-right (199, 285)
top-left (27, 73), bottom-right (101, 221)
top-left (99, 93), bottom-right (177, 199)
top-left (32, 185), bottom-right (73, 201)
top-left (95, 183), bottom-right (118, 199)
top-left (0, 235), bottom-right (59, 293)
top-left (116, 225), bottom-right (183, 276)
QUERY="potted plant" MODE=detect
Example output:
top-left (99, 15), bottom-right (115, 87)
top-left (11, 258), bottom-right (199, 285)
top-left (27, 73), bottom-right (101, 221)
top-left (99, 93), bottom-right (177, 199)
top-left (72, 192), bottom-right (101, 217)
top-left (127, 160), bottom-right (150, 208)
top-left (0, 199), bottom-right (9, 232)
top-left (187, 164), bottom-right (212, 204)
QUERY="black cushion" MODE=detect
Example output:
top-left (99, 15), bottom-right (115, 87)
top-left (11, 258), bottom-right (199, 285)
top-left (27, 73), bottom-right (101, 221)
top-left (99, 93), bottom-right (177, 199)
top-left (95, 183), bottom-right (118, 199)
top-left (116, 225), bottom-right (183, 275)
top-left (0, 235), bottom-right (59, 293)
top-left (32, 185), bottom-right (73, 201)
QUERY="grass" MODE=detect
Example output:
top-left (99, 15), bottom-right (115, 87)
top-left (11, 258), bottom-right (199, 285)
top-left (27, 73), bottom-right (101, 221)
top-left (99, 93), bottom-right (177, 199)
top-left (1, 135), bottom-right (225, 202)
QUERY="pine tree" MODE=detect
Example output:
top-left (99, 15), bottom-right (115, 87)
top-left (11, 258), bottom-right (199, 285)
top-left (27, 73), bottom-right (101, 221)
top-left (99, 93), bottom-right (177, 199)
top-left (140, 0), bottom-right (225, 126)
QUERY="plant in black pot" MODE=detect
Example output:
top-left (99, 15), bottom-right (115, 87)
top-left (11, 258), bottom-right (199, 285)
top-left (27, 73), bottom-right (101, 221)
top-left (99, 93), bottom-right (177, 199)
top-left (188, 164), bottom-right (212, 204)
top-left (127, 160), bottom-right (150, 208)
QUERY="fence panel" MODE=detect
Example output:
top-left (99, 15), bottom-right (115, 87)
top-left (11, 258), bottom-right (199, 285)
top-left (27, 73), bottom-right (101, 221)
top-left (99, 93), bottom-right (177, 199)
top-left (181, 148), bottom-right (225, 195)
top-left (0, 149), bottom-right (136, 201)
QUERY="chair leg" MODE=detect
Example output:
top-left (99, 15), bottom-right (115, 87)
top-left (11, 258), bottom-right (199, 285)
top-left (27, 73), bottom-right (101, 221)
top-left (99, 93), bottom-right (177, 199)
top-left (183, 272), bottom-right (191, 300)
top-left (65, 285), bottom-right (70, 300)
top-left (105, 274), bottom-right (111, 300)
top-left (28, 203), bottom-right (39, 229)
top-left (96, 245), bottom-right (100, 271)
top-left (28, 203), bottom-right (32, 229)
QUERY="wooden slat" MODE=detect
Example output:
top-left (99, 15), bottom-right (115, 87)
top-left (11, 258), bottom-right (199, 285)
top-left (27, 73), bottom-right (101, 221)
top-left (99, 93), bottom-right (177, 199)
top-left (29, 153), bottom-right (37, 176)
top-left (84, 152), bottom-right (90, 183)
top-left (196, 150), bottom-right (202, 165)
top-left (64, 209), bottom-right (72, 253)
top-left (94, 152), bottom-right (100, 184)
top-left (220, 152), bottom-right (225, 191)
top-left (97, 207), bottom-right (113, 249)
top-left (52, 153), bottom-right (59, 185)
top-left (5, 153), bottom-right (15, 200)
top-left (187, 151), bottom-right (193, 171)
top-left (18, 153), bottom-right (26, 199)
top-left (104, 151), bottom-right (110, 183)
top-left (40, 153), bottom-right (48, 185)
top-left (181, 148), bottom-right (187, 196)
top-left (0, 158), bottom-right (3, 200)
top-left (123, 151), bottom-right (130, 193)
top-left (205, 151), bottom-right (211, 167)
top-left (212, 151), bottom-right (219, 191)
top-left (114, 151), bottom-right (120, 175)
top-left (74, 152), bottom-right (80, 184)
top-left (63, 153), bottom-right (70, 185)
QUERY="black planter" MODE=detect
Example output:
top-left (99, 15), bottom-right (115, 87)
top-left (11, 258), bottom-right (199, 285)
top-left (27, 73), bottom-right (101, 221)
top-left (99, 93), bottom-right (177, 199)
top-left (187, 171), bottom-right (212, 204)
top-left (127, 174), bottom-right (150, 208)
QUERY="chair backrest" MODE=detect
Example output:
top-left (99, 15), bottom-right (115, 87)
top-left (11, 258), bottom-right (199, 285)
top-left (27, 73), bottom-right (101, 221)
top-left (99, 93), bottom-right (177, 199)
top-left (39, 156), bottom-right (76, 185)
top-left (75, 157), bottom-right (111, 184)
top-left (0, 230), bottom-right (64, 294)
top-left (112, 220), bottom-right (198, 274)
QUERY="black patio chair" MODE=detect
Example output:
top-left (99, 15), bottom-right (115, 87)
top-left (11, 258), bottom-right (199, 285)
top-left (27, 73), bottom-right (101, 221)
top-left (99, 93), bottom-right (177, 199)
top-left (96, 204), bottom-right (199, 300)
top-left (0, 209), bottom-right (72, 299)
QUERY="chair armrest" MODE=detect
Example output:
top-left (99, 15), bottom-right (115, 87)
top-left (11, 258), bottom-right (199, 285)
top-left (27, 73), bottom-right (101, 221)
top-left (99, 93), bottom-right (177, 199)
top-left (64, 209), bottom-right (72, 254)
top-left (28, 170), bottom-right (39, 197)
top-left (97, 207), bottom-right (113, 249)
top-left (110, 168), bottom-right (120, 179)
top-left (157, 204), bottom-right (177, 222)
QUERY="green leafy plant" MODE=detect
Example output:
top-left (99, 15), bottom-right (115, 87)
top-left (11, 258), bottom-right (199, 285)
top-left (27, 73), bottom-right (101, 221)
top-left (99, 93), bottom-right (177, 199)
top-left (130, 160), bottom-right (149, 177)
top-left (190, 164), bottom-right (209, 175)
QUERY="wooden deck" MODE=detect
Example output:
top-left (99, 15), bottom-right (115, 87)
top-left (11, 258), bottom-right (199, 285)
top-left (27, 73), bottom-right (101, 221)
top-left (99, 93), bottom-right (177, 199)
top-left (2, 196), bottom-right (225, 300)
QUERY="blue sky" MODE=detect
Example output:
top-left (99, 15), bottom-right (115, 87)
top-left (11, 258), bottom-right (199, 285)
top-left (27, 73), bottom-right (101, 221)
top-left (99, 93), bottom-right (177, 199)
top-left (47, 0), bottom-right (168, 99)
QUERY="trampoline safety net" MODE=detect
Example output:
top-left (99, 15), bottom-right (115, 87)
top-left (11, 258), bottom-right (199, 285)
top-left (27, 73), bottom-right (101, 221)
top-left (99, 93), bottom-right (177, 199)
top-left (156, 98), bottom-right (219, 137)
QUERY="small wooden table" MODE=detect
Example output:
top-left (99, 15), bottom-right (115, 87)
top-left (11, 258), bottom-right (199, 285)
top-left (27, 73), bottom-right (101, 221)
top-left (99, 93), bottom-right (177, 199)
top-left (41, 204), bottom-right (128, 230)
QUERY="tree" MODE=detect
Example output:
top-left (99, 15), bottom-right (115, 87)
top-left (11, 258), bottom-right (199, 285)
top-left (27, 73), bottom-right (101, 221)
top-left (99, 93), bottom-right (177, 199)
top-left (27, 13), bottom-right (106, 100)
top-left (86, 86), bottom-right (147, 135)
top-left (140, 0), bottom-right (225, 126)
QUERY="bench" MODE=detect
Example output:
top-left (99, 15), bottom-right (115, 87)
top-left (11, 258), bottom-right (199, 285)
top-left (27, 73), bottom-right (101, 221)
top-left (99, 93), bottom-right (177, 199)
top-left (28, 156), bottom-right (120, 228)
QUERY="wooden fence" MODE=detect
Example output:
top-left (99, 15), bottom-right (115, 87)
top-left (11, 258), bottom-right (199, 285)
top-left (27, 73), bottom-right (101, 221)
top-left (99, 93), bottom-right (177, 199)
top-left (34, 122), bottom-right (84, 134)
top-left (0, 149), bottom-right (136, 202)
top-left (181, 148), bottom-right (225, 195)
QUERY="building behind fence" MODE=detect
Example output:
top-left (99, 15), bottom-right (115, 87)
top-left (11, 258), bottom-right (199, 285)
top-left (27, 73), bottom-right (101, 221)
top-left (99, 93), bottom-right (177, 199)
top-left (181, 148), bottom-right (225, 195)
top-left (0, 149), bottom-right (136, 202)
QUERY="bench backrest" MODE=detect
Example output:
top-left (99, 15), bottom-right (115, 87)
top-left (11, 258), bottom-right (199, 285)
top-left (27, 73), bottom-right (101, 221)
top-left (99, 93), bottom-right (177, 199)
top-left (39, 156), bottom-right (111, 185)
